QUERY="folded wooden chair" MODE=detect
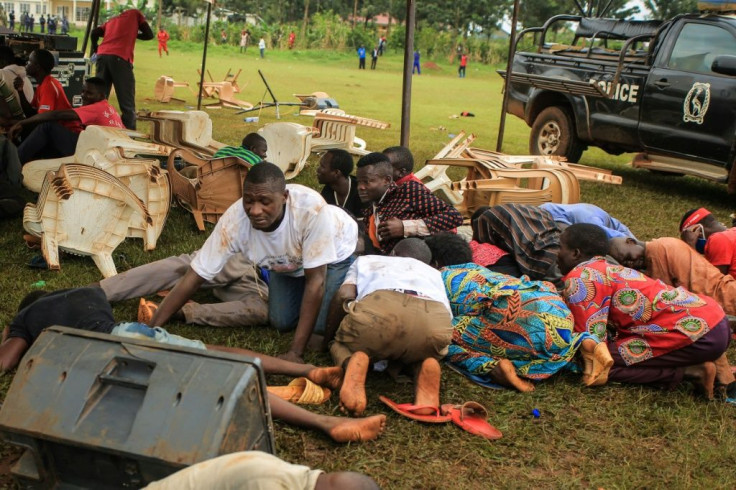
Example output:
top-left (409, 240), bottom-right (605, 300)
top-left (23, 164), bottom-right (152, 278)
top-left (167, 148), bottom-right (252, 231)
top-left (203, 82), bottom-right (254, 110)
top-left (257, 122), bottom-right (314, 179)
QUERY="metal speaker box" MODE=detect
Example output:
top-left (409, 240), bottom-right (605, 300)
top-left (0, 326), bottom-right (275, 489)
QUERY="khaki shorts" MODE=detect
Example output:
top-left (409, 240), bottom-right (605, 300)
top-left (330, 290), bottom-right (452, 367)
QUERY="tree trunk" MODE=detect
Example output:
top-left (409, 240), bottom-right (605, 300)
top-left (301, 0), bottom-right (310, 39)
top-left (352, 0), bottom-right (358, 29)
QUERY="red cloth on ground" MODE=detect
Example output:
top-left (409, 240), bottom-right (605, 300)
top-left (562, 257), bottom-right (725, 366)
top-left (73, 100), bottom-right (124, 129)
top-left (469, 240), bottom-right (508, 266)
top-left (705, 227), bottom-right (736, 278)
top-left (97, 9), bottom-right (146, 63)
top-left (32, 76), bottom-right (82, 133)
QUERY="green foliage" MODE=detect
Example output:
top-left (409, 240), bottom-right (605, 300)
top-left (519, 0), bottom-right (641, 28)
top-left (644, 0), bottom-right (698, 19)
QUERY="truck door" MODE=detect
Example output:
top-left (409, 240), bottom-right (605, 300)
top-left (639, 21), bottom-right (736, 165)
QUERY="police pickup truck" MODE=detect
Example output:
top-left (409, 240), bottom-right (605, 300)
top-left (502, 13), bottom-right (736, 185)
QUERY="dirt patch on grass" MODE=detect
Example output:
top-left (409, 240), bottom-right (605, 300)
top-left (422, 61), bottom-right (442, 70)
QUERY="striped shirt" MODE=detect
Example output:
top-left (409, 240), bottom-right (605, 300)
top-left (472, 204), bottom-right (560, 281)
top-left (213, 146), bottom-right (262, 165)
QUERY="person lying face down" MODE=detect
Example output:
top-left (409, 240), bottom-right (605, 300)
top-left (609, 235), bottom-right (736, 316)
top-left (424, 232), bottom-right (612, 391)
top-left (356, 152), bottom-right (463, 254)
top-left (558, 223), bottom-right (735, 400)
top-left (0, 287), bottom-right (386, 444)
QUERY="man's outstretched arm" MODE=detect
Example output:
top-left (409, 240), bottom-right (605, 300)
top-left (149, 267), bottom-right (205, 326)
top-left (279, 265), bottom-right (326, 363)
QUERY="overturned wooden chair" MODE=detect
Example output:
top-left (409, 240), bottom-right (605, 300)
top-left (310, 113), bottom-right (390, 156)
top-left (414, 132), bottom-right (477, 205)
top-left (257, 122), bottom-right (314, 179)
top-left (23, 164), bottom-right (152, 278)
top-left (153, 75), bottom-right (195, 103)
top-left (167, 148), bottom-right (252, 231)
top-left (137, 110), bottom-right (226, 156)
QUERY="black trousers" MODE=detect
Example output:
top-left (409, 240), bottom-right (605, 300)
top-left (96, 54), bottom-right (137, 130)
top-left (18, 122), bottom-right (79, 164)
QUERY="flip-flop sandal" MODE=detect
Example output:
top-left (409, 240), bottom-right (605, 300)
top-left (441, 402), bottom-right (503, 440)
top-left (28, 255), bottom-right (48, 269)
top-left (267, 377), bottom-right (331, 405)
top-left (138, 298), bottom-right (158, 324)
top-left (379, 395), bottom-right (451, 423)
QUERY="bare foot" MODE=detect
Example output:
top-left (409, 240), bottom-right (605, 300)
top-left (713, 353), bottom-right (736, 386)
top-left (327, 414), bottom-right (387, 443)
top-left (490, 359), bottom-right (535, 392)
top-left (307, 366), bottom-right (344, 390)
top-left (580, 339), bottom-right (614, 387)
top-left (412, 358), bottom-right (442, 415)
top-left (684, 362), bottom-right (717, 399)
top-left (339, 352), bottom-right (370, 416)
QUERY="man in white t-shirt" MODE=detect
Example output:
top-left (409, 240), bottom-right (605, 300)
top-left (150, 162), bottom-right (358, 363)
top-left (323, 238), bottom-right (453, 417)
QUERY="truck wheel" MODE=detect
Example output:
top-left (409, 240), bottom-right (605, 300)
top-left (529, 106), bottom-right (585, 163)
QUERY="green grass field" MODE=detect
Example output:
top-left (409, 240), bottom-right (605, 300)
top-left (1, 40), bottom-right (735, 489)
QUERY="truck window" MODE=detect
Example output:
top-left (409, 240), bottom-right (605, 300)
top-left (667, 23), bottom-right (736, 74)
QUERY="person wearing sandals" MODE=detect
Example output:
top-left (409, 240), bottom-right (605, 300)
top-left (323, 238), bottom-right (453, 421)
top-left (558, 224), bottom-right (734, 401)
top-left (425, 232), bottom-right (612, 392)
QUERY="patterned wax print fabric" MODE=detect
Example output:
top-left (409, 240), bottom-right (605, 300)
top-left (441, 263), bottom-right (590, 381)
top-left (562, 257), bottom-right (725, 366)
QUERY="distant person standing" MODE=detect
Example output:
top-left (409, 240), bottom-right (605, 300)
top-left (157, 26), bottom-right (170, 57)
top-left (9, 11), bottom-right (15, 31)
top-left (61, 16), bottom-right (69, 35)
top-left (91, 8), bottom-right (154, 130)
top-left (47, 16), bottom-right (56, 34)
top-left (288, 30), bottom-right (296, 49)
top-left (412, 49), bottom-right (421, 75)
top-left (357, 45), bottom-right (366, 69)
top-left (220, 29), bottom-right (227, 45)
top-left (29, 15), bottom-right (34, 32)
top-left (258, 37), bottom-right (266, 58)
top-left (379, 35), bottom-right (386, 55)
top-left (458, 54), bottom-right (467, 78)
top-left (370, 46), bottom-right (378, 70)
top-left (39, 14), bottom-right (45, 33)
top-left (239, 30), bottom-right (248, 53)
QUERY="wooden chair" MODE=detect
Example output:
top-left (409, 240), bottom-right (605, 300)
top-left (153, 75), bottom-right (194, 103)
top-left (414, 132), bottom-right (477, 204)
top-left (166, 148), bottom-right (251, 231)
top-left (309, 113), bottom-right (390, 156)
top-left (257, 122), bottom-right (314, 179)
top-left (23, 164), bottom-right (152, 278)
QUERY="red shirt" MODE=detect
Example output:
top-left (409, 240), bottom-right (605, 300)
top-left (705, 227), bottom-right (736, 277)
top-left (157, 30), bottom-right (169, 44)
top-left (73, 100), bottom-right (124, 129)
top-left (32, 76), bottom-right (83, 133)
top-left (562, 257), bottom-right (725, 365)
top-left (97, 9), bottom-right (146, 63)
top-left (395, 173), bottom-right (425, 187)
top-left (460, 55), bottom-right (468, 67)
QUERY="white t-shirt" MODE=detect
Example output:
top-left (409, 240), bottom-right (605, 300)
top-left (259, 38), bottom-right (266, 49)
top-left (144, 451), bottom-right (323, 490)
top-left (0, 65), bottom-right (34, 103)
top-left (191, 185), bottom-right (357, 280)
top-left (343, 255), bottom-right (451, 315)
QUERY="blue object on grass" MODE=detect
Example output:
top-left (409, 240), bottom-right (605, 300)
top-left (532, 408), bottom-right (541, 418)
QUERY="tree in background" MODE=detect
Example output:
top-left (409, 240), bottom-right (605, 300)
top-left (643, 0), bottom-right (698, 19)
top-left (519, 0), bottom-right (639, 28)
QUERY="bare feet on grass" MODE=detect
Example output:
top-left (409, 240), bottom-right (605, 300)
top-left (684, 362), bottom-right (717, 399)
top-left (490, 359), bottom-right (535, 392)
top-left (412, 358), bottom-right (442, 415)
top-left (340, 352), bottom-right (370, 415)
top-left (327, 414), bottom-right (387, 443)
top-left (580, 339), bottom-right (614, 387)
top-left (307, 366), bottom-right (344, 390)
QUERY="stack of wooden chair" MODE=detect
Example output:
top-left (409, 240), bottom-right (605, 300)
top-left (21, 127), bottom-right (173, 277)
top-left (137, 110), bottom-right (226, 157)
top-left (257, 122), bottom-right (315, 179)
top-left (23, 164), bottom-right (154, 278)
top-left (309, 112), bottom-right (390, 156)
top-left (415, 132), bottom-right (621, 218)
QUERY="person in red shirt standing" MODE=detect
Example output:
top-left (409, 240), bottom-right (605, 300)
top-left (458, 53), bottom-right (467, 78)
top-left (9, 77), bottom-right (124, 163)
top-left (288, 31), bottom-right (296, 49)
top-left (157, 26), bottom-right (170, 57)
top-left (90, 9), bottom-right (153, 130)
top-left (558, 223), bottom-right (734, 400)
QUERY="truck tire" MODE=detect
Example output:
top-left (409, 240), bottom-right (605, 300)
top-left (529, 106), bottom-right (585, 163)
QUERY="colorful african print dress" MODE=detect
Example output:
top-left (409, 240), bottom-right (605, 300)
top-left (562, 257), bottom-right (725, 365)
top-left (441, 263), bottom-right (592, 382)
